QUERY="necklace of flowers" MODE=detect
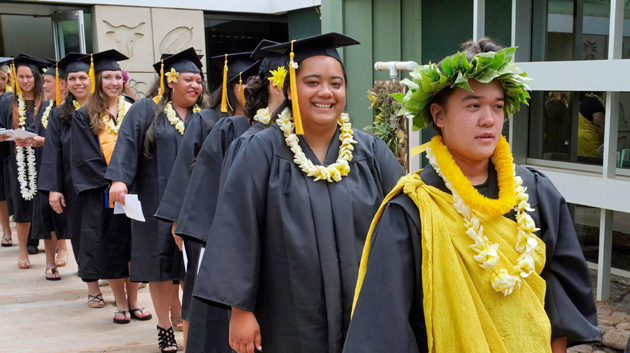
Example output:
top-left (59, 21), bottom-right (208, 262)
top-left (276, 107), bottom-right (356, 182)
top-left (253, 107), bottom-right (270, 125)
top-left (102, 96), bottom-right (131, 134)
top-left (425, 136), bottom-right (539, 296)
top-left (41, 100), bottom-right (54, 129)
top-left (164, 102), bottom-right (200, 135)
top-left (15, 93), bottom-right (38, 200)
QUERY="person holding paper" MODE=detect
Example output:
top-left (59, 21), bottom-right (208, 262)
top-left (106, 47), bottom-right (208, 353)
top-left (70, 49), bottom-right (151, 326)
top-left (0, 54), bottom-right (49, 270)
top-left (0, 60), bottom-right (13, 248)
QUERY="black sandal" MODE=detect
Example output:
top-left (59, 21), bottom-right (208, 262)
top-left (157, 325), bottom-right (178, 353)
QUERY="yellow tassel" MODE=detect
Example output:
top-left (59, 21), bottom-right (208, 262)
top-left (9, 62), bottom-right (15, 94)
top-left (410, 142), bottom-right (431, 157)
top-left (89, 54), bottom-right (95, 94)
top-left (55, 63), bottom-right (61, 105)
top-left (153, 59), bottom-right (164, 104)
top-left (289, 40), bottom-right (303, 135)
top-left (12, 61), bottom-right (23, 96)
top-left (239, 72), bottom-right (245, 105)
top-left (220, 54), bottom-right (228, 113)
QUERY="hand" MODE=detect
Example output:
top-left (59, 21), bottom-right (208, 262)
top-left (49, 191), bottom-right (66, 214)
top-left (0, 135), bottom-right (9, 142)
top-left (171, 222), bottom-right (182, 251)
top-left (31, 136), bottom-right (45, 148)
top-left (15, 137), bottom-right (33, 147)
top-left (229, 307), bottom-right (262, 353)
top-left (109, 181), bottom-right (128, 206)
top-left (551, 337), bottom-right (567, 353)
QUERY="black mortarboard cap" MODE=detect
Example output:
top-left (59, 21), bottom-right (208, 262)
top-left (210, 52), bottom-right (259, 84)
top-left (251, 39), bottom-right (285, 76)
top-left (11, 54), bottom-right (50, 70)
top-left (82, 49), bottom-right (128, 74)
top-left (153, 47), bottom-right (203, 75)
top-left (262, 32), bottom-right (360, 63)
top-left (43, 58), bottom-right (65, 78)
top-left (58, 52), bottom-right (90, 75)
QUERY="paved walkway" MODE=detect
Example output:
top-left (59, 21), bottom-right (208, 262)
top-left (0, 223), bottom-right (183, 352)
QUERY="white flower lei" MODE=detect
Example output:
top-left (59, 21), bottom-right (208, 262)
top-left (102, 96), bottom-right (131, 134)
top-left (41, 100), bottom-right (54, 129)
top-left (276, 107), bottom-right (356, 182)
top-left (426, 146), bottom-right (539, 296)
top-left (15, 93), bottom-right (37, 200)
top-left (164, 102), bottom-right (200, 135)
top-left (253, 107), bottom-right (270, 125)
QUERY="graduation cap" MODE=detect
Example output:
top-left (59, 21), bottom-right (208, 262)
top-left (262, 32), bottom-right (360, 135)
top-left (9, 54), bottom-right (50, 96)
top-left (251, 39), bottom-right (287, 89)
top-left (81, 49), bottom-right (128, 94)
top-left (152, 47), bottom-right (204, 104)
top-left (43, 58), bottom-right (66, 105)
top-left (58, 52), bottom-right (90, 76)
top-left (210, 52), bottom-right (259, 113)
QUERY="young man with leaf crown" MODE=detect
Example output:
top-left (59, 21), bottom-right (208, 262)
top-left (343, 38), bottom-right (600, 353)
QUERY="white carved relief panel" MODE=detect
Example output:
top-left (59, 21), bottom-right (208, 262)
top-left (151, 8), bottom-right (206, 71)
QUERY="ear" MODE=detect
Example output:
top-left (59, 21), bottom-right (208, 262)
top-left (167, 81), bottom-right (175, 90)
top-left (286, 86), bottom-right (292, 101)
top-left (430, 103), bottom-right (445, 128)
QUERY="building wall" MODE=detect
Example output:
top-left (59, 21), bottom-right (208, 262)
top-left (287, 7), bottom-right (321, 40)
top-left (0, 14), bottom-right (55, 57)
top-left (91, 5), bottom-right (206, 98)
top-left (321, 0), bottom-right (422, 131)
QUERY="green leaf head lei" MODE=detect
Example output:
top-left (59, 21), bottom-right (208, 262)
top-left (393, 46), bottom-right (532, 131)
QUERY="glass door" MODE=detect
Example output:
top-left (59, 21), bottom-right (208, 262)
top-left (52, 10), bottom-right (86, 59)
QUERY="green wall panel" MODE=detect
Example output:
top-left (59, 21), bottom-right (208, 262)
top-left (287, 7), bottom-right (322, 40)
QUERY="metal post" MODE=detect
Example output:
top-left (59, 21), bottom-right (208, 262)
top-left (473, 0), bottom-right (485, 40)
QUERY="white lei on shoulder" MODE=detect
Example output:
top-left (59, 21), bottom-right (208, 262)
top-left (276, 107), bottom-right (356, 182)
top-left (16, 94), bottom-right (37, 200)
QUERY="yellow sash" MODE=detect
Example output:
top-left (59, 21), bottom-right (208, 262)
top-left (577, 114), bottom-right (602, 157)
top-left (353, 173), bottom-right (552, 353)
top-left (99, 129), bottom-right (117, 166)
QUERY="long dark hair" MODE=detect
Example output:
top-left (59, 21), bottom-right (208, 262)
top-left (270, 59), bottom-right (348, 123)
top-left (243, 74), bottom-right (271, 122)
top-left (430, 37), bottom-right (504, 136)
top-left (58, 92), bottom-right (79, 125)
top-left (12, 64), bottom-right (44, 129)
top-left (143, 73), bottom-right (209, 158)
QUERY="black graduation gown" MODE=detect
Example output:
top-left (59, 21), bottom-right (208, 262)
top-left (0, 95), bottom-right (41, 222)
top-left (193, 124), bottom-right (405, 353)
top-left (152, 107), bottom-right (219, 320)
top-left (343, 165), bottom-right (601, 353)
top-left (173, 115), bottom-right (251, 243)
top-left (154, 108), bottom-right (220, 223)
top-left (31, 103), bottom-right (69, 240)
top-left (0, 93), bottom-right (11, 205)
top-left (70, 107), bottom-right (130, 280)
top-left (185, 120), bottom-right (267, 353)
top-left (104, 98), bottom-right (194, 282)
top-left (39, 106), bottom-right (82, 257)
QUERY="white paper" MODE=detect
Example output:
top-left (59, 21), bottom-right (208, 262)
top-left (0, 129), bottom-right (37, 141)
top-left (182, 244), bottom-right (188, 272)
top-left (119, 194), bottom-right (146, 222)
top-left (113, 202), bottom-right (125, 214)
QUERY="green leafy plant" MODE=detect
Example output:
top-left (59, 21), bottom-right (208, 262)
top-left (366, 80), bottom-right (408, 170)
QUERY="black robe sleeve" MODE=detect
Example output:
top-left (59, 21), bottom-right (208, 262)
top-left (70, 108), bottom-right (109, 193)
top-left (343, 194), bottom-right (427, 353)
top-left (0, 95), bottom-right (12, 157)
top-left (173, 115), bottom-right (250, 243)
top-left (104, 99), bottom-right (153, 186)
top-left (154, 109), bottom-right (219, 222)
top-left (531, 168), bottom-right (601, 346)
top-left (38, 108), bottom-right (63, 193)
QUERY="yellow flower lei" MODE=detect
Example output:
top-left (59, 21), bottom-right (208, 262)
top-left (426, 136), bottom-right (539, 296)
top-left (102, 96), bottom-right (131, 135)
top-left (268, 66), bottom-right (287, 89)
top-left (16, 93), bottom-right (37, 200)
top-left (41, 100), bottom-right (54, 129)
top-left (164, 102), bottom-right (200, 135)
top-left (276, 107), bottom-right (356, 182)
top-left (253, 107), bottom-right (270, 125)
top-left (73, 100), bottom-right (80, 110)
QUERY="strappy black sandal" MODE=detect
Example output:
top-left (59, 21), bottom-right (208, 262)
top-left (157, 325), bottom-right (178, 353)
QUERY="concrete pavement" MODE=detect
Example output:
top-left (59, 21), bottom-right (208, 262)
top-left (0, 222), bottom-right (183, 352)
